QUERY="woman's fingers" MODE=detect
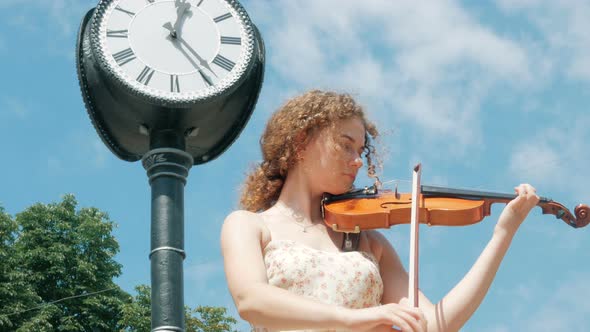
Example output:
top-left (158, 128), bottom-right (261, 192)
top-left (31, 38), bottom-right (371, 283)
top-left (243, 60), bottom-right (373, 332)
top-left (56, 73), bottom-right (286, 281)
top-left (391, 310), bottom-right (419, 332)
top-left (512, 183), bottom-right (540, 214)
top-left (381, 303), bottom-right (426, 332)
top-left (515, 183), bottom-right (539, 199)
top-left (396, 298), bottom-right (425, 321)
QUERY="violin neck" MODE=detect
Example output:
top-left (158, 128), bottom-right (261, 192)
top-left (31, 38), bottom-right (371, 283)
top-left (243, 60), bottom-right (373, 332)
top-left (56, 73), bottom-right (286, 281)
top-left (421, 185), bottom-right (552, 203)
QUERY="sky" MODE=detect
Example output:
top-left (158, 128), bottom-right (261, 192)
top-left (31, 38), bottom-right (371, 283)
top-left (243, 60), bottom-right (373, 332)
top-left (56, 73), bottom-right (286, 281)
top-left (1, 0), bottom-right (590, 331)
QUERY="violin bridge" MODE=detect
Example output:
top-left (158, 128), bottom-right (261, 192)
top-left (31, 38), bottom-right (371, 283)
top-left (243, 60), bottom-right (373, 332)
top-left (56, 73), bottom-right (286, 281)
top-left (331, 224), bottom-right (361, 233)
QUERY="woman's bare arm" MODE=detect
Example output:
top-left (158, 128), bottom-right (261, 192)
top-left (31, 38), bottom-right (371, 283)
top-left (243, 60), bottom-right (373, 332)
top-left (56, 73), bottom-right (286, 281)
top-left (221, 210), bottom-right (350, 330)
top-left (379, 185), bottom-right (539, 332)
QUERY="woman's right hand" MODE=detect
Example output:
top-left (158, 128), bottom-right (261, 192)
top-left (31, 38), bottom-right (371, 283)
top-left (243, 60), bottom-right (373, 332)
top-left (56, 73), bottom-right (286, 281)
top-left (345, 301), bottom-right (427, 332)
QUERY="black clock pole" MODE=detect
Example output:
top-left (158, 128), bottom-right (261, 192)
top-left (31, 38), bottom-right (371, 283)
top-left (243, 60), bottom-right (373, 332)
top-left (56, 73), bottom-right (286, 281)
top-left (142, 131), bottom-right (192, 332)
top-left (76, 1), bottom-right (265, 331)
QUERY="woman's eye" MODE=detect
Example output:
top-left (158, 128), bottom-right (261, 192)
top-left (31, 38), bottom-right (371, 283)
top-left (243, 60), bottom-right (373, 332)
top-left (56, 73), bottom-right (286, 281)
top-left (335, 138), bottom-right (362, 155)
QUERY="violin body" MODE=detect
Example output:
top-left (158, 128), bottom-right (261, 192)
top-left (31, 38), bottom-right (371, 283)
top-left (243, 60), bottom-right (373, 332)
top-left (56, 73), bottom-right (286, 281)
top-left (324, 191), bottom-right (493, 232)
top-left (322, 185), bottom-right (590, 233)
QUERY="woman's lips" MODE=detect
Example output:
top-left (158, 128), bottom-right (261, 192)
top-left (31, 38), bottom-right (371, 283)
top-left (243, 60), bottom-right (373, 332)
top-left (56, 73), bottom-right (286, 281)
top-left (344, 173), bottom-right (356, 180)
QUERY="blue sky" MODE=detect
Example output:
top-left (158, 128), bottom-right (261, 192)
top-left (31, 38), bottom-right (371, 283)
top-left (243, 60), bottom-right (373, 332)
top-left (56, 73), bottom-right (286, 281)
top-left (1, 0), bottom-right (590, 330)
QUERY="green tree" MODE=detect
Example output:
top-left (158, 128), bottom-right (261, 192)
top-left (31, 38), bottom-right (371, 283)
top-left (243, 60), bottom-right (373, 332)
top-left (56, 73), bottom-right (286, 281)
top-left (120, 285), bottom-right (238, 332)
top-left (2, 195), bottom-right (130, 331)
top-left (186, 306), bottom-right (239, 332)
top-left (119, 285), bottom-right (151, 332)
top-left (0, 196), bottom-right (239, 331)
top-left (0, 206), bottom-right (41, 330)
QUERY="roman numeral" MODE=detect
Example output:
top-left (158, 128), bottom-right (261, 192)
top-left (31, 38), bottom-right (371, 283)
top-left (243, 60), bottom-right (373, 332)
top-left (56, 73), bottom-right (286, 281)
top-left (115, 6), bottom-right (136, 17)
top-left (137, 66), bottom-right (155, 85)
top-left (107, 29), bottom-right (128, 38)
top-left (220, 36), bottom-right (241, 45)
top-left (113, 48), bottom-right (136, 66)
top-left (212, 54), bottom-right (235, 72)
top-left (214, 13), bottom-right (232, 23)
top-left (198, 69), bottom-right (213, 86)
top-left (170, 74), bottom-right (180, 92)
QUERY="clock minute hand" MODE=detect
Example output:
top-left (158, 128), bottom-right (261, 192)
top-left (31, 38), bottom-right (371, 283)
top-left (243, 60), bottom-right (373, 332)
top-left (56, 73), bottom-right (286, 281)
top-left (176, 37), bottom-right (218, 77)
top-left (162, 29), bottom-right (218, 78)
top-left (171, 40), bottom-right (214, 87)
top-left (163, 30), bottom-right (217, 84)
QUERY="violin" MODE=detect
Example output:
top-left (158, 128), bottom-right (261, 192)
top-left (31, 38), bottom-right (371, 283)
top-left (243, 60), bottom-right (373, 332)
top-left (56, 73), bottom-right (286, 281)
top-left (323, 164), bottom-right (589, 311)
top-left (322, 182), bottom-right (590, 233)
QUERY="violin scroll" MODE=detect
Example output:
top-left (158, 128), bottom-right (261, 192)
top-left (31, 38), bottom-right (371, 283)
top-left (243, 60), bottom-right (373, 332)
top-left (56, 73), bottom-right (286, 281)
top-left (535, 202), bottom-right (589, 228)
top-left (574, 204), bottom-right (590, 228)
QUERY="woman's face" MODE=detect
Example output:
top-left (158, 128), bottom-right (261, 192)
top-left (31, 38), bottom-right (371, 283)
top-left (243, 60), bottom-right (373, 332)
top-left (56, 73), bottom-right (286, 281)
top-left (299, 117), bottom-right (366, 195)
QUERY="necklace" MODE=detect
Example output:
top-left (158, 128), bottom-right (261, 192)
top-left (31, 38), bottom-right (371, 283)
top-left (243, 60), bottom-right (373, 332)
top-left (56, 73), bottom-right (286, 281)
top-left (274, 202), bottom-right (319, 233)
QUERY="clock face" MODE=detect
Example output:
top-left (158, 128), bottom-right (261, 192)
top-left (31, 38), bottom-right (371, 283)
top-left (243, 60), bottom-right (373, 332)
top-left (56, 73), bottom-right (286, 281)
top-left (92, 0), bottom-right (254, 103)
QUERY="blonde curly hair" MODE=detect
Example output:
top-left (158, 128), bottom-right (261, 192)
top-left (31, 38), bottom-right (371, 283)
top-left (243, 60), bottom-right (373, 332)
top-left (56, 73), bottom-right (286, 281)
top-left (240, 90), bottom-right (379, 212)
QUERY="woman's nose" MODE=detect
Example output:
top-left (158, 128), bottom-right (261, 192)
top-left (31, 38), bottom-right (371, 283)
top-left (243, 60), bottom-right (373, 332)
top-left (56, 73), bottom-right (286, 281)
top-left (351, 156), bottom-right (363, 169)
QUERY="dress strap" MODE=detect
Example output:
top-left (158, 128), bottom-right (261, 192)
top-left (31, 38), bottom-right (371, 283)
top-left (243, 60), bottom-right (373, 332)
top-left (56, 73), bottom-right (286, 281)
top-left (341, 232), bottom-right (361, 252)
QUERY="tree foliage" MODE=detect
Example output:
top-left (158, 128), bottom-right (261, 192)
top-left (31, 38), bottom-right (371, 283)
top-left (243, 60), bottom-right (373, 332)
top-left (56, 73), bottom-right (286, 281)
top-left (1, 195), bottom-right (130, 331)
top-left (0, 206), bottom-right (41, 330)
top-left (186, 305), bottom-right (239, 332)
top-left (120, 285), bottom-right (238, 332)
top-left (0, 195), bottom-right (238, 331)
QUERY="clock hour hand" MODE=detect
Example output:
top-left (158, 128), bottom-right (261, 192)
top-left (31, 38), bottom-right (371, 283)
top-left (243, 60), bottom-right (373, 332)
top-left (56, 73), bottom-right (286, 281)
top-left (164, 0), bottom-right (191, 38)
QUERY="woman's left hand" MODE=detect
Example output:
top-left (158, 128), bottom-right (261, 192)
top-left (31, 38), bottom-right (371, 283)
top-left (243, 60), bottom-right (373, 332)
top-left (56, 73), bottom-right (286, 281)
top-left (495, 183), bottom-right (540, 236)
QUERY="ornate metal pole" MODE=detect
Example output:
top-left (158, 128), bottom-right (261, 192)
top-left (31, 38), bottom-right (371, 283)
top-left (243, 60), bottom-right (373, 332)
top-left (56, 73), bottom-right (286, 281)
top-left (142, 131), bottom-right (193, 331)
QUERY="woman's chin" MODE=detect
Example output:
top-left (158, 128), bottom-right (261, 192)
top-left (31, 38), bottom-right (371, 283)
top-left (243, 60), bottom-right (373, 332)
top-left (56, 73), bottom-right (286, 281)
top-left (325, 186), bottom-right (353, 196)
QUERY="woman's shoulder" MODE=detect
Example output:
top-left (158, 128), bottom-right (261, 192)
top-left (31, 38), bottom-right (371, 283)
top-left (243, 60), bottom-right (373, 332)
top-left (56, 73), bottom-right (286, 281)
top-left (224, 209), bottom-right (260, 221)
top-left (223, 209), bottom-right (264, 230)
top-left (221, 209), bottom-right (271, 245)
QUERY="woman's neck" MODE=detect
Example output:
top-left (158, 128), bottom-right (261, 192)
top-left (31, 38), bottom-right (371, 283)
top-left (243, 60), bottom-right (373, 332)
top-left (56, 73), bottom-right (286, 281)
top-left (276, 168), bottom-right (324, 223)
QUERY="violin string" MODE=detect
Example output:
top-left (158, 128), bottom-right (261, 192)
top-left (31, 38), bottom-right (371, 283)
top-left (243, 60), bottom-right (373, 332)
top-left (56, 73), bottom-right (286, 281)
top-left (375, 178), bottom-right (506, 193)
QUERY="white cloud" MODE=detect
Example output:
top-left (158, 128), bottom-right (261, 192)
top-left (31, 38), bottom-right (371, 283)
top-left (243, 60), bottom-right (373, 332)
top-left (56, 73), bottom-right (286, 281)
top-left (248, 0), bottom-right (532, 154)
top-left (62, 130), bottom-right (113, 170)
top-left (483, 274), bottom-right (590, 331)
top-left (495, 0), bottom-right (590, 82)
top-left (523, 274), bottom-right (590, 331)
top-left (186, 259), bottom-right (224, 289)
top-left (1, 0), bottom-right (93, 34)
top-left (184, 260), bottom-right (249, 328)
top-left (1, 0), bottom-right (94, 59)
top-left (509, 141), bottom-right (560, 181)
top-left (43, 131), bottom-right (113, 174)
top-left (509, 116), bottom-right (590, 201)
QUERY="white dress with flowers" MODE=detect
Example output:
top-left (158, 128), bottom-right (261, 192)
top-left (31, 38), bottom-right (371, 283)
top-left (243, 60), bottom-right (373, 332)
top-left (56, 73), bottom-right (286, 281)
top-left (253, 239), bottom-right (384, 332)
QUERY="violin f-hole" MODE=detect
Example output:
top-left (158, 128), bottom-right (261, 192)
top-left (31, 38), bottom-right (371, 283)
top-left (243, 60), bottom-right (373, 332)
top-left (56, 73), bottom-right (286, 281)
top-left (380, 201), bottom-right (409, 209)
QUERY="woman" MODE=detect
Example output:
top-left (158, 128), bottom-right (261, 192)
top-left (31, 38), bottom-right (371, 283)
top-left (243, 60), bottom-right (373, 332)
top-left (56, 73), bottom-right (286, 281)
top-left (221, 90), bottom-right (539, 332)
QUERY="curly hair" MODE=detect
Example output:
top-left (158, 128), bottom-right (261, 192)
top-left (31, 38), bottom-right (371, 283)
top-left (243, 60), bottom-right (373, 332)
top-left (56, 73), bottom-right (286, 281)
top-left (240, 90), bottom-right (379, 212)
